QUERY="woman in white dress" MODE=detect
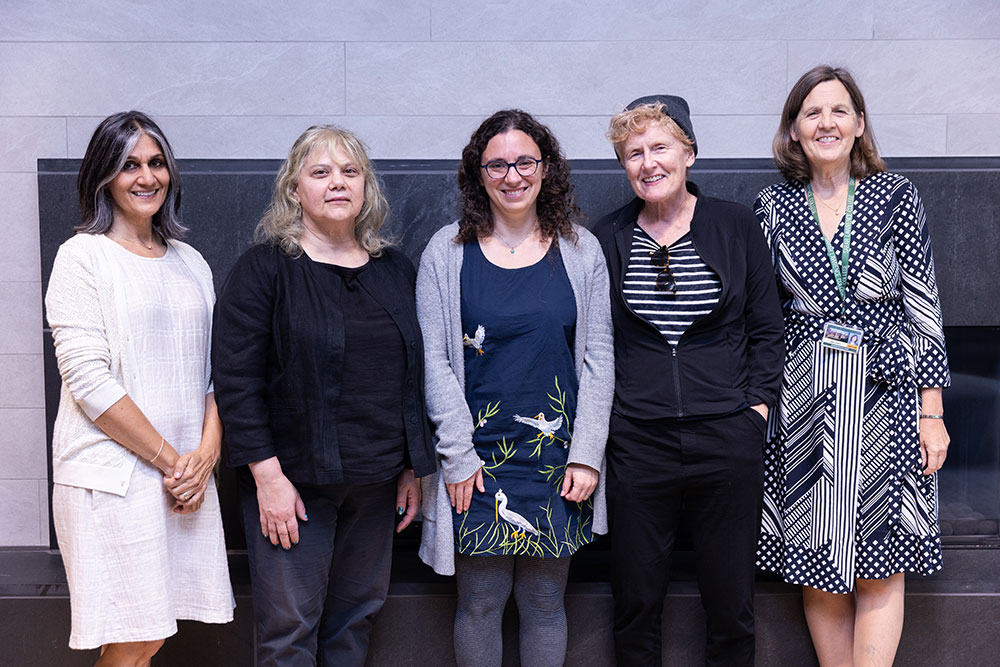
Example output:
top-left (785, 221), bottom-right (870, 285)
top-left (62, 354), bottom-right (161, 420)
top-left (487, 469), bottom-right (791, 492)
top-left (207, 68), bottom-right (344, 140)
top-left (45, 111), bottom-right (233, 665)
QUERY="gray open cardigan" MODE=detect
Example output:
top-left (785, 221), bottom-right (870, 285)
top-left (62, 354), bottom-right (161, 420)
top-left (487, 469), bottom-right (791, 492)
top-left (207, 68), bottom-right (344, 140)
top-left (416, 222), bottom-right (614, 575)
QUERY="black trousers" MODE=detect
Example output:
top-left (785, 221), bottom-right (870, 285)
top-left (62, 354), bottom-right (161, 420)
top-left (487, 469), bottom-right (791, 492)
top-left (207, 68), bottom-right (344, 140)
top-left (239, 471), bottom-right (397, 667)
top-left (607, 409), bottom-right (765, 667)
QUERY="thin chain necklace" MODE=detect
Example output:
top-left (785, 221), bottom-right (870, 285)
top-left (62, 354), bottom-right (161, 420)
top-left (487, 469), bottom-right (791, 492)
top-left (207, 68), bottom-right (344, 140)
top-left (816, 196), bottom-right (844, 217)
top-left (813, 185), bottom-right (847, 217)
top-left (107, 229), bottom-right (157, 250)
top-left (492, 225), bottom-right (538, 254)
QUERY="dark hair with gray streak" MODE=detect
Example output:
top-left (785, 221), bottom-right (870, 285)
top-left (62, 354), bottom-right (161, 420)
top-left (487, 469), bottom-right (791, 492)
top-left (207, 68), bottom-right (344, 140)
top-left (76, 111), bottom-right (185, 238)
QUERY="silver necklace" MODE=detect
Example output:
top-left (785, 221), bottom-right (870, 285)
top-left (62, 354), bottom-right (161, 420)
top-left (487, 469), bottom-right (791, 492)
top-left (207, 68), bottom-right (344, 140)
top-left (108, 229), bottom-right (156, 250)
top-left (492, 227), bottom-right (538, 254)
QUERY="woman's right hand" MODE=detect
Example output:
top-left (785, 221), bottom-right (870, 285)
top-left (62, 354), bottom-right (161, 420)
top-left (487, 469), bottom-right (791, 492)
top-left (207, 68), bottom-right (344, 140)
top-left (249, 457), bottom-right (308, 549)
top-left (446, 467), bottom-right (484, 515)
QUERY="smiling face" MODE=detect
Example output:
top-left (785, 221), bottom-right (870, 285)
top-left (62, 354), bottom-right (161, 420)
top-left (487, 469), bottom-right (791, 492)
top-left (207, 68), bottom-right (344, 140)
top-left (621, 123), bottom-right (695, 204)
top-left (479, 129), bottom-right (546, 225)
top-left (791, 79), bottom-right (865, 176)
top-left (107, 133), bottom-right (170, 224)
top-left (294, 144), bottom-right (365, 232)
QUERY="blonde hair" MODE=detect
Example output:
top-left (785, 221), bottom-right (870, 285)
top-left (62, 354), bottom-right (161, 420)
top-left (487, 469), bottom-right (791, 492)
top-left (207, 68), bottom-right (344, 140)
top-left (607, 102), bottom-right (694, 163)
top-left (255, 125), bottom-right (391, 257)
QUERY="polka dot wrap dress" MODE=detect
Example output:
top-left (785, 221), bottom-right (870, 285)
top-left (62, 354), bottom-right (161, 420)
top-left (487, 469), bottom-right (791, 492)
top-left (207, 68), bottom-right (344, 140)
top-left (754, 172), bottom-right (950, 594)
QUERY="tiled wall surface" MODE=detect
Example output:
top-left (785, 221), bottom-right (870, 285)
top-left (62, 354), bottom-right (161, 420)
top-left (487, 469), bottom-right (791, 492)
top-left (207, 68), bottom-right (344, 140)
top-left (1, 0), bottom-right (997, 546)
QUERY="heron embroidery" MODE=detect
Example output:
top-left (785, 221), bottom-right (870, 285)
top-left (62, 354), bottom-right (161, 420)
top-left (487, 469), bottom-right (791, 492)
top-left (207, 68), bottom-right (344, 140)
top-left (463, 325), bottom-right (486, 355)
top-left (495, 488), bottom-right (539, 538)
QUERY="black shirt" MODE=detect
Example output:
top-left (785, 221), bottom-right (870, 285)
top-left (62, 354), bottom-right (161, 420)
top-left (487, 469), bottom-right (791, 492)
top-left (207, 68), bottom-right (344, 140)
top-left (319, 260), bottom-right (407, 484)
top-left (213, 243), bottom-right (436, 485)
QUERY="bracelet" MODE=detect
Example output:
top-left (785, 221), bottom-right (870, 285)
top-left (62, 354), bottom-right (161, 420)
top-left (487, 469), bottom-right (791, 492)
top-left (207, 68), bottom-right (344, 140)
top-left (920, 414), bottom-right (944, 420)
top-left (149, 437), bottom-right (165, 463)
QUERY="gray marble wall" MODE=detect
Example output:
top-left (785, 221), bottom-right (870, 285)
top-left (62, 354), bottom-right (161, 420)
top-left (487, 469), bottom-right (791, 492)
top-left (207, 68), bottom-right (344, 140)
top-left (1, 0), bottom-right (998, 545)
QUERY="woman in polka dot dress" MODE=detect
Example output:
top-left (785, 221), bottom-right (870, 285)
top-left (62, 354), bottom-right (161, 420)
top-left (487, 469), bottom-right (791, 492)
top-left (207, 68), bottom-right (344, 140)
top-left (755, 65), bottom-right (951, 666)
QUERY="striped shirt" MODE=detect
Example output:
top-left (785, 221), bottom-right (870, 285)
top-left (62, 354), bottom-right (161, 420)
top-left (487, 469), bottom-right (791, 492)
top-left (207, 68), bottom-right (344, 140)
top-left (624, 225), bottom-right (722, 347)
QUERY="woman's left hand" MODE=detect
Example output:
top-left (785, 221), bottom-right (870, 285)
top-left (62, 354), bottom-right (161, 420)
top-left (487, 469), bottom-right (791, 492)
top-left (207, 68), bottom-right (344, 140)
top-left (561, 463), bottom-right (599, 503)
top-left (173, 489), bottom-right (206, 514)
top-left (163, 445), bottom-right (218, 513)
top-left (920, 418), bottom-right (950, 475)
top-left (395, 468), bottom-right (421, 532)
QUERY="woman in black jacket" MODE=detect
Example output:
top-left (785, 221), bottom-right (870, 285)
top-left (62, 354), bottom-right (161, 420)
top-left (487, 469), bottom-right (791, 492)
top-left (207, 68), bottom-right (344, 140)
top-left (593, 95), bottom-right (784, 667)
top-left (213, 125), bottom-right (435, 666)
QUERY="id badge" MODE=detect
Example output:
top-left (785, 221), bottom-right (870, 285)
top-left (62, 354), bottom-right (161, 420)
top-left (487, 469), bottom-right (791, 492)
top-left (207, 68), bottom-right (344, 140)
top-left (821, 321), bottom-right (863, 354)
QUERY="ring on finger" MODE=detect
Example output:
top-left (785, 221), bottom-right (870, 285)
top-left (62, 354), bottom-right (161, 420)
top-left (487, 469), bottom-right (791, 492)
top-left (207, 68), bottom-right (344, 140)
top-left (182, 491), bottom-right (191, 500)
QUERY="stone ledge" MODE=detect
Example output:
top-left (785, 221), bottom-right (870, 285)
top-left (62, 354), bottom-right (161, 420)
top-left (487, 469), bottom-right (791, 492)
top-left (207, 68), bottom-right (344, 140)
top-left (2, 546), bottom-right (998, 666)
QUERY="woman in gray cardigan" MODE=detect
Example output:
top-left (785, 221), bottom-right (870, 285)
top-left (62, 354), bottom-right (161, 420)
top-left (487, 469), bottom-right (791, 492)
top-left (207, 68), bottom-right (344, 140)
top-left (416, 110), bottom-right (614, 666)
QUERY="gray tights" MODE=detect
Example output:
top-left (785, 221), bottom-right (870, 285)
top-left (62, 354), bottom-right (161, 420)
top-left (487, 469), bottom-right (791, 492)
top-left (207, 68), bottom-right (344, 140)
top-left (454, 554), bottom-right (571, 667)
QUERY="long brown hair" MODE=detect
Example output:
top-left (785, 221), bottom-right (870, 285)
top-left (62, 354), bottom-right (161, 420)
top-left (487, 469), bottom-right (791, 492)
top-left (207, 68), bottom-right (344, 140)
top-left (773, 65), bottom-right (886, 184)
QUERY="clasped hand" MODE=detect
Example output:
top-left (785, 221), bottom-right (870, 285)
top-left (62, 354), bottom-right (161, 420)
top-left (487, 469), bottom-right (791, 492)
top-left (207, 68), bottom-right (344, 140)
top-left (162, 447), bottom-right (218, 514)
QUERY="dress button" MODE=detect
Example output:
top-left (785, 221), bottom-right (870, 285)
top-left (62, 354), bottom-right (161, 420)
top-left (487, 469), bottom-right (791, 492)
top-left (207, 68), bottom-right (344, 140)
top-left (410, 341), bottom-right (417, 349)
top-left (409, 415), bottom-right (417, 424)
top-left (394, 307), bottom-right (400, 314)
top-left (407, 378), bottom-right (414, 386)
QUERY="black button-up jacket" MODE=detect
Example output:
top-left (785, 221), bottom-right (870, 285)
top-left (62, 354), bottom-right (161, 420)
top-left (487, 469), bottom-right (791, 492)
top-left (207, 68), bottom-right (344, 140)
top-left (213, 243), bottom-right (436, 484)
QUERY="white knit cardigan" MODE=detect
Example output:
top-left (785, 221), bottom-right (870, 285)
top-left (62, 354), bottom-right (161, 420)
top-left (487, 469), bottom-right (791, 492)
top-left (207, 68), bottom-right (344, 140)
top-left (415, 222), bottom-right (615, 575)
top-left (45, 233), bottom-right (215, 496)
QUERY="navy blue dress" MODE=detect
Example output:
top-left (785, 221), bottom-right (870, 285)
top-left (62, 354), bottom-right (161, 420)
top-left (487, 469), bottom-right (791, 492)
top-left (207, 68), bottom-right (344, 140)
top-left (456, 241), bottom-right (593, 558)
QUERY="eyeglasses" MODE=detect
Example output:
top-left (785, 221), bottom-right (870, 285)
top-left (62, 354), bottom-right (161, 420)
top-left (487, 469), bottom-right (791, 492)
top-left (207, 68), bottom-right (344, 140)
top-left (649, 246), bottom-right (677, 293)
top-left (480, 157), bottom-right (543, 180)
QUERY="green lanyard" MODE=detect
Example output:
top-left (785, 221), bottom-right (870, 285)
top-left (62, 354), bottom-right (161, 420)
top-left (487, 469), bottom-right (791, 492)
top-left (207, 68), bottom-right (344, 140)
top-left (805, 177), bottom-right (855, 318)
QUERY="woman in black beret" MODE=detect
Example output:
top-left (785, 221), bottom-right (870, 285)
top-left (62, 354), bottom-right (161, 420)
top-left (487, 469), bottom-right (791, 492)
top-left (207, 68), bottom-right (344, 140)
top-left (593, 95), bottom-right (784, 666)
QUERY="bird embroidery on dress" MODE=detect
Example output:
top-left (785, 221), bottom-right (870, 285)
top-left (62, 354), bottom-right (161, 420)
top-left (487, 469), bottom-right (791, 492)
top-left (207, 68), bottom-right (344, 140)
top-left (513, 412), bottom-right (563, 440)
top-left (463, 325), bottom-right (486, 355)
top-left (495, 488), bottom-right (539, 538)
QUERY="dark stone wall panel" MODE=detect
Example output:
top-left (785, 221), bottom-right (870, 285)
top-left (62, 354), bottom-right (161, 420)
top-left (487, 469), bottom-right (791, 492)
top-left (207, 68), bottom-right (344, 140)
top-left (35, 157), bottom-right (1000, 550)
top-left (38, 157), bottom-right (1000, 326)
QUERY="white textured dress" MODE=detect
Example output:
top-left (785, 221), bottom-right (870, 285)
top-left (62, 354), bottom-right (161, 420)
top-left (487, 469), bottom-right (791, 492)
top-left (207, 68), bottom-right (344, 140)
top-left (47, 235), bottom-right (233, 649)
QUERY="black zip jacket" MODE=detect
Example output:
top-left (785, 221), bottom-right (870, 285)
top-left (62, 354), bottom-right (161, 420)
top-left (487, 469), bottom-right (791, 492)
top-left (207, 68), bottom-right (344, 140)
top-left (212, 243), bottom-right (436, 484)
top-left (593, 182), bottom-right (784, 420)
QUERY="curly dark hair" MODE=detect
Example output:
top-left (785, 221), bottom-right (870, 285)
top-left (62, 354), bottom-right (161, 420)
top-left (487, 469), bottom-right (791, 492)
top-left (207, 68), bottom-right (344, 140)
top-left (456, 109), bottom-right (579, 244)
